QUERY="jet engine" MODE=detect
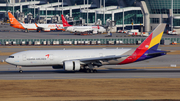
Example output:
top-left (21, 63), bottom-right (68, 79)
top-left (63, 60), bottom-right (80, 71)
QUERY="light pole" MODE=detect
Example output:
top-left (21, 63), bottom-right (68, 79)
top-left (84, 0), bottom-right (85, 9)
top-left (46, 7), bottom-right (47, 23)
top-left (13, 0), bottom-right (14, 16)
top-left (58, 0), bottom-right (59, 9)
top-left (171, 0), bottom-right (173, 31)
top-left (62, 0), bottom-right (63, 15)
top-left (103, 0), bottom-right (105, 25)
top-left (123, 8), bottom-right (124, 31)
top-left (34, 0), bottom-right (36, 19)
top-left (87, 0), bottom-right (89, 25)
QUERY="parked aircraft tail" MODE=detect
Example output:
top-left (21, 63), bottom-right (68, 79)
top-left (120, 23), bottom-right (167, 64)
top-left (61, 15), bottom-right (72, 27)
top-left (8, 12), bottom-right (25, 29)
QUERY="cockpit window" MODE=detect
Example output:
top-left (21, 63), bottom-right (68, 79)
top-left (9, 56), bottom-right (14, 58)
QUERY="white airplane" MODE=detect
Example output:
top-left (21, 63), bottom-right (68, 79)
top-left (8, 12), bottom-right (65, 32)
top-left (5, 24), bottom-right (167, 73)
top-left (128, 32), bottom-right (149, 37)
top-left (167, 30), bottom-right (179, 35)
top-left (61, 15), bottom-right (106, 34)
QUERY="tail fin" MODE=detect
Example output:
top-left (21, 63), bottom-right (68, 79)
top-left (8, 12), bottom-right (24, 29)
top-left (133, 23), bottom-right (166, 61)
top-left (120, 23), bottom-right (166, 64)
top-left (8, 12), bottom-right (21, 25)
top-left (61, 15), bottom-right (72, 27)
top-left (137, 23), bottom-right (166, 50)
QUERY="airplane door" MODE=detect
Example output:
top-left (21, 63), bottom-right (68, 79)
top-left (22, 54), bottom-right (26, 61)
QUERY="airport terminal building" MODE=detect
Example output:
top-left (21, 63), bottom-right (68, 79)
top-left (0, 0), bottom-right (180, 32)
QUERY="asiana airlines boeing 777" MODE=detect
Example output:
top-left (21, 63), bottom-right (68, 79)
top-left (5, 23), bottom-right (167, 73)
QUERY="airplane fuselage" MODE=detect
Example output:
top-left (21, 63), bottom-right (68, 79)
top-left (6, 48), bottom-right (133, 67)
top-left (66, 26), bottom-right (106, 33)
top-left (5, 48), bottom-right (166, 68)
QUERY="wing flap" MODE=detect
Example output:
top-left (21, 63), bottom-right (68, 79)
top-left (80, 55), bottom-right (129, 62)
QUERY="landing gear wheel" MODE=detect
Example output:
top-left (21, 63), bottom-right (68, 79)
top-left (19, 70), bottom-right (23, 73)
top-left (93, 70), bottom-right (97, 73)
top-left (25, 29), bottom-right (29, 33)
top-left (85, 69), bottom-right (97, 73)
top-left (86, 69), bottom-right (90, 73)
top-left (90, 69), bottom-right (94, 73)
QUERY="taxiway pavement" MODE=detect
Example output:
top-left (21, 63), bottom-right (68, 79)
top-left (0, 31), bottom-right (179, 39)
top-left (0, 68), bottom-right (180, 80)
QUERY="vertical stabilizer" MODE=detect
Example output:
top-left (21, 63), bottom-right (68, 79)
top-left (8, 12), bottom-right (21, 25)
top-left (8, 12), bottom-right (25, 29)
top-left (120, 23), bottom-right (166, 64)
top-left (61, 15), bottom-right (72, 27)
top-left (137, 23), bottom-right (166, 50)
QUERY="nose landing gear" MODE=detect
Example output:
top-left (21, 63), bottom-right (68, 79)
top-left (19, 69), bottom-right (23, 73)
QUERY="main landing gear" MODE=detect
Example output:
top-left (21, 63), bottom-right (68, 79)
top-left (25, 29), bottom-right (29, 33)
top-left (79, 64), bottom-right (98, 73)
top-left (17, 66), bottom-right (23, 73)
top-left (79, 68), bottom-right (97, 73)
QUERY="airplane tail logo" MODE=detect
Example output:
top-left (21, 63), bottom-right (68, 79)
top-left (56, 24), bottom-right (59, 28)
top-left (8, 12), bottom-right (25, 29)
top-left (120, 23), bottom-right (166, 64)
top-left (8, 12), bottom-right (21, 25)
top-left (61, 15), bottom-right (72, 27)
top-left (97, 25), bottom-right (100, 29)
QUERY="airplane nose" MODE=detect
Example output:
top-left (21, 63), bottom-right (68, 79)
top-left (5, 58), bottom-right (11, 64)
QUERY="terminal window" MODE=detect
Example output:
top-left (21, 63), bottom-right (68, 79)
top-left (162, 18), bottom-right (169, 24)
top-left (150, 18), bottom-right (159, 24)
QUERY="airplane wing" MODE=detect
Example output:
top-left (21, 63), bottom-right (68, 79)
top-left (62, 54), bottom-right (129, 67)
top-left (80, 55), bottom-right (129, 62)
top-left (75, 55), bottom-right (129, 66)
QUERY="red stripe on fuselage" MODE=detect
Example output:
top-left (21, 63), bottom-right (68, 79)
top-left (119, 34), bottom-right (153, 64)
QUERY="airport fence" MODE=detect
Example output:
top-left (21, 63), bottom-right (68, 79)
top-left (0, 37), bottom-right (178, 46)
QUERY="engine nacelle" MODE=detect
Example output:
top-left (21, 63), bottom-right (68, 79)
top-left (63, 60), bottom-right (80, 71)
top-left (52, 65), bottom-right (63, 69)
